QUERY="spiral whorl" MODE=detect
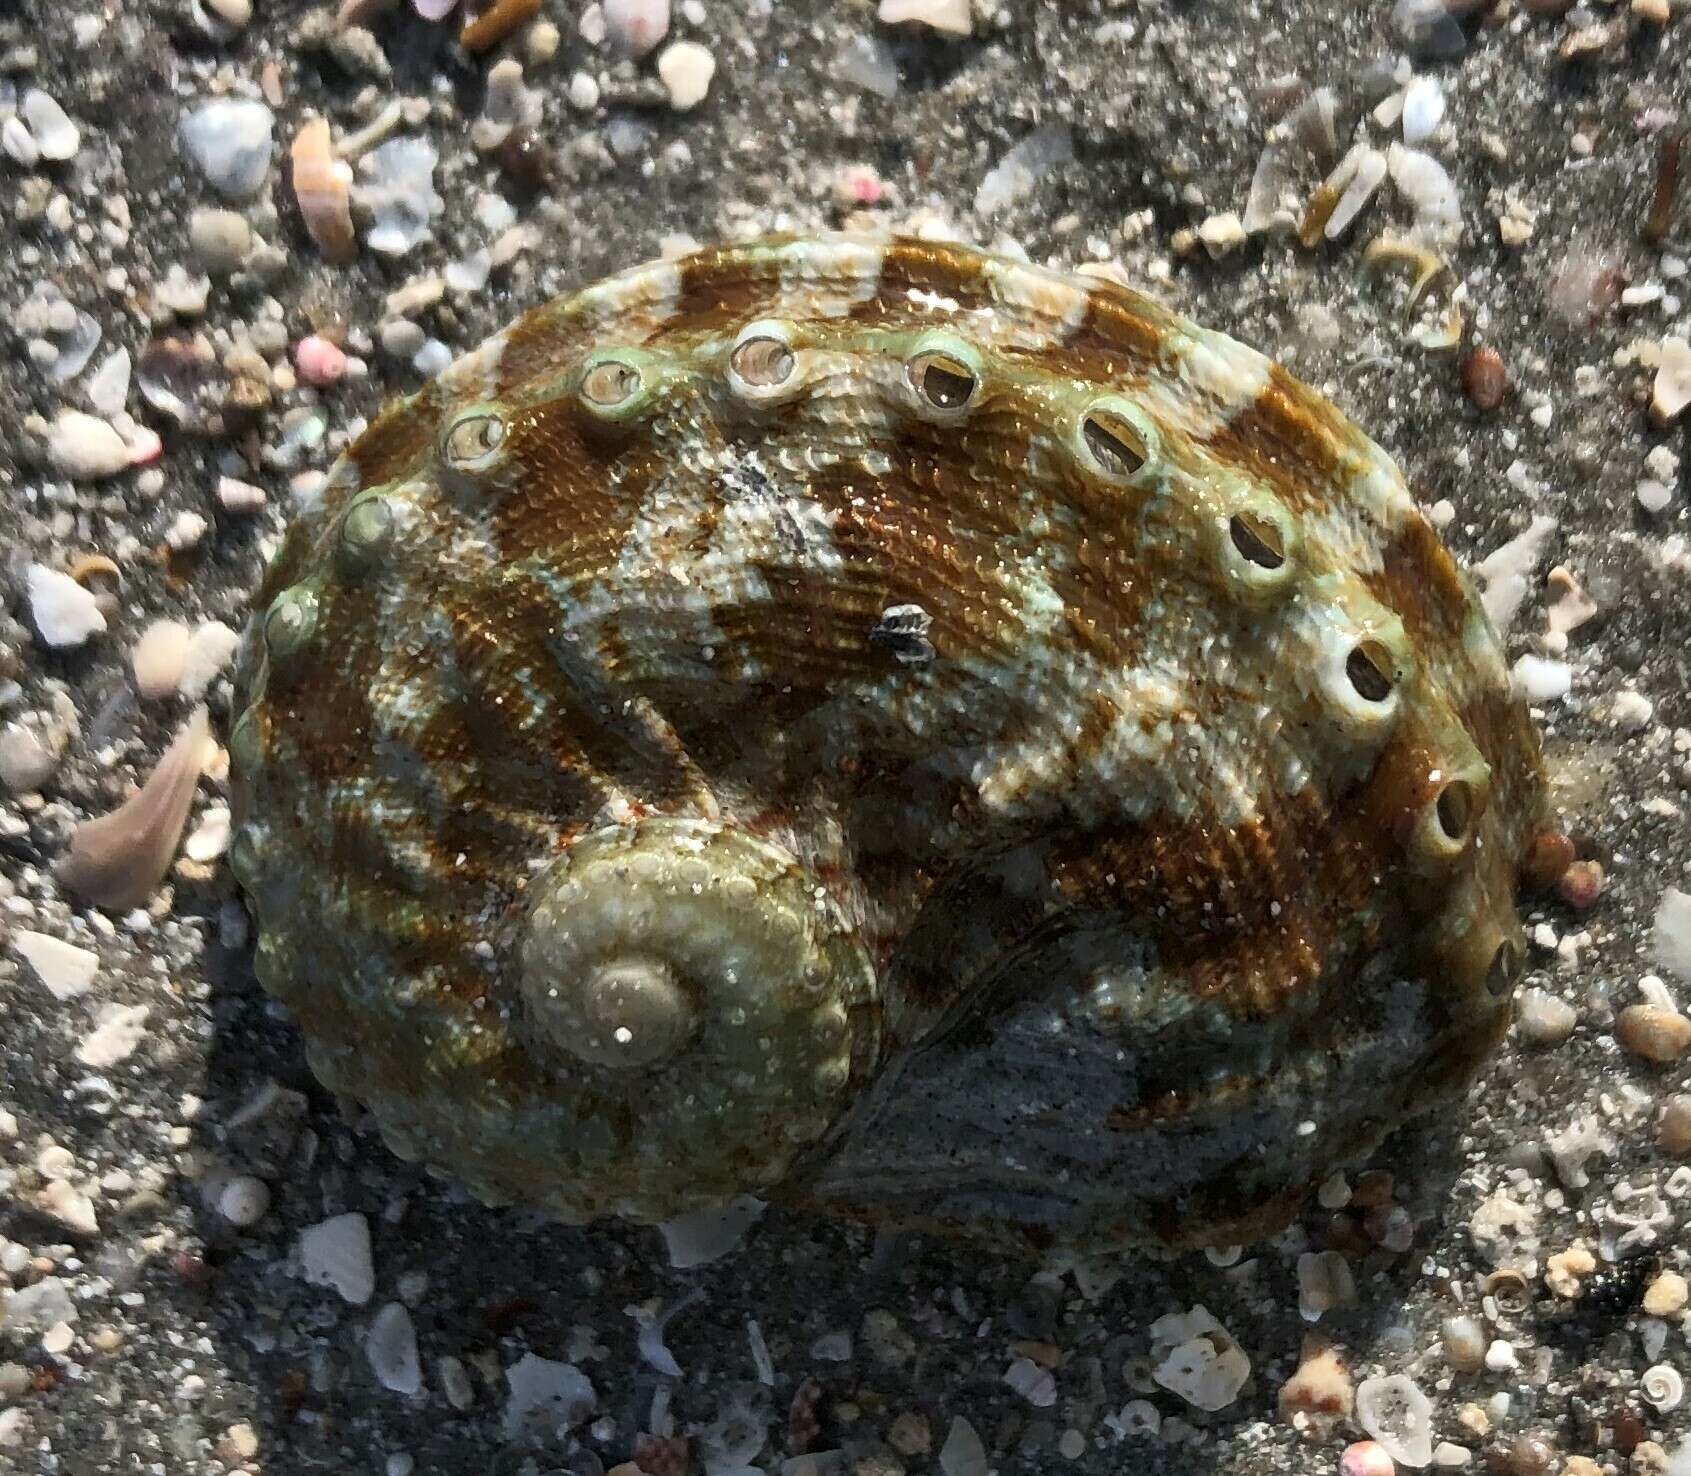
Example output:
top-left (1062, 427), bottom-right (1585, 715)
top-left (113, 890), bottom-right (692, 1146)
top-left (517, 818), bottom-right (880, 1217)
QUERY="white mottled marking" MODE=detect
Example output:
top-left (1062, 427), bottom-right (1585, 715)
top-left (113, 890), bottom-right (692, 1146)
top-left (907, 287), bottom-right (962, 315)
top-left (1347, 449), bottom-right (1418, 528)
top-left (777, 237), bottom-right (886, 317)
top-left (576, 259), bottom-right (683, 331)
top-left (1297, 503), bottom-right (1388, 577)
top-left (981, 258), bottom-right (1090, 350)
top-left (439, 328), bottom-right (510, 399)
top-left (1136, 328), bottom-right (1274, 443)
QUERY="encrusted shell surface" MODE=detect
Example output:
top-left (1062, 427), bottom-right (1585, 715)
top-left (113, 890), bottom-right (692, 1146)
top-left (230, 235), bottom-right (1548, 1253)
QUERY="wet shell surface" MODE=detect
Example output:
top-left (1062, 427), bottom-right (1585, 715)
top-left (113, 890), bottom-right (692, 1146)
top-left (230, 235), bottom-right (1549, 1254)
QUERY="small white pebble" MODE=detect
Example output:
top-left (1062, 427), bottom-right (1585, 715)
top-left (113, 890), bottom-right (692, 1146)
top-left (164, 510), bottom-right (209, 552)
top-left (216, 475), bottom-right (268, 513)
top-left (1611, 689), bottom-right (1654, 732)
top-left (132, 620), bottom-right (192, 699)
top-left (603, 0), bottom-right (669, 56)
top-left (36, 1143), bottom-right (76, 1179)
top-left (1484, 1339), bottom-right (1518, 1371)
top-left (217, 1173), bottom-right (271, 1227)
top-left (657, 40), bottom-right (716, 111)
top-left (47, 410), bottom-right (132, 480)
top-left (1401, 77), bottom-right (1445, 144)
top-left (1512, 654), bottom-right (1571, 704)
top-left (180, 621), bottom-right (241, 701)
top-left (37, 1177), bottom-right (100, 1236)
top-left (178, 98), bottom-right (275, 199)
top-left (22, 90), bottom-right (80, 161)
top-left (568, 71), bottom-right (601, 110)
top-left (413, 339), bottom-right (453, 377)
top-left (185, 805), bottom-right (231, 863)
top-left (1516, 987), bottom-right (1577, 1046)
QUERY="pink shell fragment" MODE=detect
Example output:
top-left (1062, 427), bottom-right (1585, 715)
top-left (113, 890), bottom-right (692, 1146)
top-left (295, 335), bottom-right (349, 386)
top-left (57, 707), bottom-right (214, 910)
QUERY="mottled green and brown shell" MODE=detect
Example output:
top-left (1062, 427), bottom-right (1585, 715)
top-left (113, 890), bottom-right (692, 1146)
top-left (230, 235), bottom-right (1549, 1254)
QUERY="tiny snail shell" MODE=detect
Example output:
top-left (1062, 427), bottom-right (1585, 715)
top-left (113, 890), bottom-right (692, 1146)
top-left (1641, 1363), bottom-right (1683, 1413)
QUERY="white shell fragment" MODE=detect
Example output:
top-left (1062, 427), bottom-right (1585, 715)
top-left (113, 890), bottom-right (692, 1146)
top-left (1324, 144), bottom-right (1389, 240)
top-left (0, 1277), bottom-right (77, 1333)
top-left (86, 348), bottom-right (132, 417)
top-left (658, 1195), bottom-right (765, 1268)
top-left (502, 1354), bottom-right (596, 1440)
top-left (1400, 77), bottom-right (1446, 144)
top-left (366, 1302), bottom-right (423, 1395)
top-left (1654, 337), bottom-right (1691, 426)
top-left (975, 124), bottom-right (1074, 218)
top-left (1475, 514), bottom-right (1558, 635)
top-left (1387, 144), bottom-right (1463, 241)
top-left (179, 621), bottom-right (242, 702)
top-left (27, 564), bottom-right (107, 648)
top-left (1149, 1305), bottom-right (1251, 1412)
top-left (1242, 138), bottom-right (1295, 235)
top-left (298, 1212), bottom-right (375, 1305)
top-left (356, 137), bottom-right (445, 257)
top-left (178, 98), bottom-right (276, 199)
top-left (21, 89), bottom-right (81, 161)
top-left (1654, 889), bottom-right (1691, 986)
top-left (1298, 1249), bottom-right (1358, 1321)
top-left (75, 1003), bottom-right (150, 1068)
top-left (1512, 654), bottom-right (1572, 705)
top-left (13, 930), bottom-right (99, 1001)
top-left (1003, 1355), bottom-right (1057, 1407)
top-left (1356, 1373), bottom-right (1435, 1468)
top-left (47, 410), bottom-right (133, 480)
top-left (1641, 1363), bottom-right (1684, 1413)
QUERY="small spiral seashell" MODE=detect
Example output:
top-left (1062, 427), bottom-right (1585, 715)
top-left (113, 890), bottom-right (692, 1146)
top-left (1641, 1363), bottom-right (1683, 1413)
top-left (230, 235), bottom-right (1552, 1252)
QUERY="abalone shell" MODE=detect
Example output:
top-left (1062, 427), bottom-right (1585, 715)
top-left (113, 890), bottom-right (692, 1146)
top-left (230, 235), bottom-right (1549, 1253)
